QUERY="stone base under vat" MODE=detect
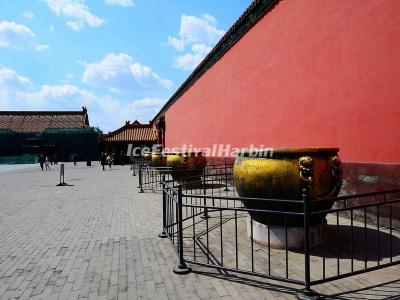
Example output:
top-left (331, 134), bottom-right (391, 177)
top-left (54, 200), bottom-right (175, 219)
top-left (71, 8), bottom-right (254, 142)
top-left (247, 217), bottom-right (327, 250)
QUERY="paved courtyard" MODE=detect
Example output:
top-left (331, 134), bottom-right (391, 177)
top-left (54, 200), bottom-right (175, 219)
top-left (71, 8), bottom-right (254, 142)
top-left (0, 163), bottom-right (399, 300)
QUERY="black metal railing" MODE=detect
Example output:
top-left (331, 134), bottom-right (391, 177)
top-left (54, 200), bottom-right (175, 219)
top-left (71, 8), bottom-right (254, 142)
top-left (138, 162), bottom-right (234, 194)
top-left (159, 178), bottom-right (400, 299)
top-left (131, 158), bottom-right (152, 176)
top-left (138, 166), bottom-right (173, 192)
top-left (309, 189), bottom-right (400, 286)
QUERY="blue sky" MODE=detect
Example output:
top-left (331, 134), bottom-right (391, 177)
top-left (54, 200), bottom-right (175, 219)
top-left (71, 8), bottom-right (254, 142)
top-left (0, 0), bottom-right (251, 131)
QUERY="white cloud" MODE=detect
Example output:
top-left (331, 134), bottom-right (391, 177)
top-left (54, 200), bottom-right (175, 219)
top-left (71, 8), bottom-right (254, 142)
top-left (167, 14), bottom-right (224, 71)
top-left (92, 97), bottom-right (166, 131)
top-left (66, 20), bottom-right (84, 31)
top-left (105, 0), bottom-right (133, 7)
top-left (167, 36), bottom-right (184, 52)
top-left (0, 67), bottom-right (34, 108)
top-left (35, 44), bottom-right (50, 52)
top-left (23, 11), bottom-right (35, 20)
top-left (63, 72), bottom-right (75, 82)
top-left (192, 43), bottom-right (213, 54)
top-left (0, 67), bottom-right (164, 131)
top-left (0, 67), bottom-right (34, 92)
top-left (0, 21), bottom-right (35, 48)
top-left (25, 84), bottom-right (92, 106)
top-left (0, 21), bottom-right (49, 51)
top-left (82, 53), bottom-right (173, 93)
top-left (179, 14), bottom-right (224, 45)
top-left (0, 68), bottom-right (95, 110)
top-left (131, 97), bottom-right (166, 108)
top-left (99, 97), bottom-right (166, 129)
top-left (42, 0), bottom-right (105, 31)
top-left (173, 44), bottom-right (212, 71)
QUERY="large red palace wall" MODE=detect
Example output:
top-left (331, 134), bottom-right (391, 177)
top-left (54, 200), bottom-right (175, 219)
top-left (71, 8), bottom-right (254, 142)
top-left (165, 0), bottom-right (400, 164)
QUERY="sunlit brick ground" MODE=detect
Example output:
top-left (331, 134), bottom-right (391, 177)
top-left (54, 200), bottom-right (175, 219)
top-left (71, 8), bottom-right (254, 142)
top-left (0, 163), bottom-right (399, 299)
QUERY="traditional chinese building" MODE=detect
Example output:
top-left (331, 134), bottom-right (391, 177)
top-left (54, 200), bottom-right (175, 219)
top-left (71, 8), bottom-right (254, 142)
top-left (153, 0), bottom-right (400, 195)
top-left (100, 120), bottom-right (157, 164)
top-left (0, 107), bottom-right (101, 163)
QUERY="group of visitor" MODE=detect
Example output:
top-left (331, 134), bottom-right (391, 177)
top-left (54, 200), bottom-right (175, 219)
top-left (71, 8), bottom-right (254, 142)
top-left (38, 153), bottom-right (115, 171)
top-left (38, 154), bottom-right (52, 171)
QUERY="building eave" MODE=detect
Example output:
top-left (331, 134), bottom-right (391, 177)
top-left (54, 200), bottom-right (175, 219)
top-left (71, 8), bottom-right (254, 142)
top-left (100, 122), bottom-right (156, 143)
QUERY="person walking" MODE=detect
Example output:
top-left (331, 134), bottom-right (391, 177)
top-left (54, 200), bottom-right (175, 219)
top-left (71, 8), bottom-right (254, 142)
top-left (101, 153), bottom-right (106, 171)
top-left (106, 154), bottom-right (113, 169)
top-left (38, 154), bottom-right (44, 170)
top-left (120, 150), bottom-right (125, 166)
top-left (45, 156), bottom-right (51, 171)
top-left (86, 155), bottom-right (91, 167)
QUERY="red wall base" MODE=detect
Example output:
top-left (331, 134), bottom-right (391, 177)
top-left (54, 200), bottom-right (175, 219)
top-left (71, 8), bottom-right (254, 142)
top-left (341, 162), bottom-right (400, 228)
top-left (342, 162), bottom-right (400, 195)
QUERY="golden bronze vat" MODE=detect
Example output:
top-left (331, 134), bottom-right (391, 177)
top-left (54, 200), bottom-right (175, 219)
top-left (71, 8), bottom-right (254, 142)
top-left (143, 151), bottom-right (152, 161)
top-left (165, 152), bottom-right (207, 182)
top-left (233, 148), bottom-right (341, 226)
top-left (151, 151), bottom-right (165, 167)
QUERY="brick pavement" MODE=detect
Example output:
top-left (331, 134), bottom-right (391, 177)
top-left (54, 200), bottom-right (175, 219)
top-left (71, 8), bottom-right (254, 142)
top-left (0, 163), bottom-right (399, 299)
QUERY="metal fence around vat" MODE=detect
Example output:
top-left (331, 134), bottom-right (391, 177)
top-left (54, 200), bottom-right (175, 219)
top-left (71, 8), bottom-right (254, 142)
top-left (139, 166), bottom-right (173, 192)
top-left (159, 178), bottom-right (400, 299)
top-left (130, 158), bottom-right (152, 176)
top-left (309, 189), bottom-right (400, 287)
top-left (138, 162), bottom-right (234, 194)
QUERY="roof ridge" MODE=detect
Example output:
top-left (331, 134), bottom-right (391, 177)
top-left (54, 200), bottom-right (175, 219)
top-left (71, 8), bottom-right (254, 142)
top-left (101, 123), bottom-right (156, 142)
top-left (0, 110), bottom-right (89, 133)
top-left (0, 110), bottom-right (87, 115)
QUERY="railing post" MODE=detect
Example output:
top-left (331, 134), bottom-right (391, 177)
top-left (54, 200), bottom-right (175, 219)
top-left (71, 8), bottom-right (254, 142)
top-left (297, 157), bottom-right (319, 300)
top-left (138, 164), bottom-right (144, 193)
top-left (173, 185), bottom-right (191, 274)
top-left (201, 168), bottom-right (209, 219)
top-left (224, 160), bottom-right (230, 191)
top-left (56, 163), bottom-right (68, 186)
top-left (158, 175), bottom-right (167, 238)
top-left (172, 166), bottom-right (176, 184)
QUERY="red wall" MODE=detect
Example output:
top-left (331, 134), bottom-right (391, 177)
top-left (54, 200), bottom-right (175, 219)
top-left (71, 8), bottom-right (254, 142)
top-left (165, 0), bottom-right (400, 163)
